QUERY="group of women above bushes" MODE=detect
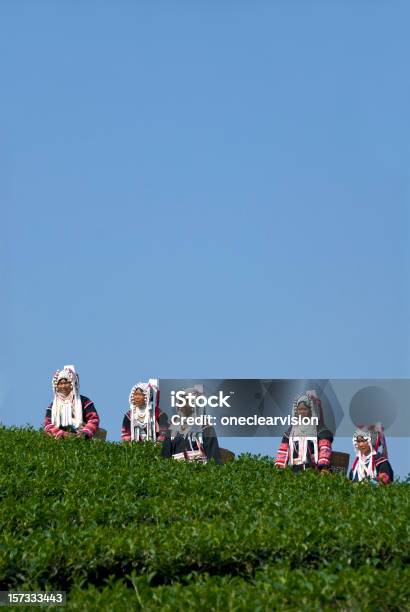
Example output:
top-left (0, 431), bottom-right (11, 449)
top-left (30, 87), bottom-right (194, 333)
top-left (44, 365), bottom-right (394, 484)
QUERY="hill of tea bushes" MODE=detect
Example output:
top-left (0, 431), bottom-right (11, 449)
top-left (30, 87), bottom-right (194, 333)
top-left (0, 427), bottom-right (409, 611)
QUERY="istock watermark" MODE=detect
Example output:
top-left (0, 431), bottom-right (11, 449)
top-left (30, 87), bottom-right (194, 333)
top-left (171, 390), bottom-right (233, 409)
top-left (219, 415), bottom-right (319, 427)
top-left (169, 413), bottom-right (319, 428)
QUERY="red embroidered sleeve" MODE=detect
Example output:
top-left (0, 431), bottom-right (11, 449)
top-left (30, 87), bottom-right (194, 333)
top-left (318, 438), bottom-right (332, 468)
top-left (156, 412), bottom-right (169, 442)
top-left (377, 472), bottom-right (391, 484)
top-left (275, 440), bottom-right (289, 468)
top-left (81, 400), bottom-right (100, 439)
top-left (121, 410), bottom-right (131, 441)
top-left (44, 414), bottom-right (66, 438)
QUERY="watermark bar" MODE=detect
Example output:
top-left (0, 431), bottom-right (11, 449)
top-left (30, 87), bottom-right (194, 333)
top-left (0, 592), bottom-right (66, 606)
top-left (160, 379), bottom-right (410, 437)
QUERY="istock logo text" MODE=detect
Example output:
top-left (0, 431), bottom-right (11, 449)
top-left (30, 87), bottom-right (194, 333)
top-left (171, 390), bottom-right (232, 409)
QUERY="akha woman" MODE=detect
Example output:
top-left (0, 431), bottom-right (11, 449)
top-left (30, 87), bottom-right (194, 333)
top-left (121, 380), bottom-right (168, 442)
top-left (162, 387), bottom-right (221, 463)
top-left (275, 390), bottom-right (333, 471)
top-left (349, 426), bottom-right (393, 484)
top-left (44, 365), bottom-right (100, 439)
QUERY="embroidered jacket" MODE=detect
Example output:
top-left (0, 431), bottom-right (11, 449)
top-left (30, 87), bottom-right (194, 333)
top-left (275, 428), bottom-right (333, 470)
top-left (44, 395), bottom-right (100, 439)
top-left (162, 426), bottom-right (222, 464)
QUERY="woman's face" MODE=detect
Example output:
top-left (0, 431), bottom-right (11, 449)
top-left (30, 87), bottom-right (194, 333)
top-left (132, 388), bottom-right (146, 408)
top-left (356, 436), bottom-right (371, 455)
top-left (56, 378), bottom-right (72, 397)
top-left (297, 402), bottom-right (312, 418)
top-left (180, 398), bottom-right (194, 417)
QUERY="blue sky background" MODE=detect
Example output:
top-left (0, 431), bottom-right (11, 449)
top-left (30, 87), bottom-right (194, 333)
top-left (1, 2), bottom-right (409, 477)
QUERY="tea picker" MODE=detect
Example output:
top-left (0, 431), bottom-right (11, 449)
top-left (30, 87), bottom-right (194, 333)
top-left (349, 424), bottom-right (393, 484)
top-left (44, 364), bottom-right (100, 439)
top-left (121, 378), bottom-right (168, 443)
top-left (275, 390), bottom-right (333, 471)
top-left (162, 385), bottom-right (222, 463)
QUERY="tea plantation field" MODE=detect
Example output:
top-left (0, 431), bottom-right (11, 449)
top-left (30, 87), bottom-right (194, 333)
top-left (0, 428), bottom-right (409, 611)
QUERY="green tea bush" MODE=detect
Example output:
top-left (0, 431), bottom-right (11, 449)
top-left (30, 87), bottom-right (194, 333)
top-left (0, 427), bottom-right (409, 610)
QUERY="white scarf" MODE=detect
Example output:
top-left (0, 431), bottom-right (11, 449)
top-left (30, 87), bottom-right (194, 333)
top-left (353, 452), bottom-right (376, 481)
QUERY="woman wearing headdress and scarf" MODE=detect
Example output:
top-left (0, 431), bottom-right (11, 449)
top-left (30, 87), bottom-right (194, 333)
top-left (349, 426), bottom-right (393, 484)
top-left (44, 365), bottom-right (100, 439)
top-left (121, 380), bottom-right (169, 442)
top-left (161, 387), bottom-right (222, 464)
top-left (275, 390), bottom-right (333, 471)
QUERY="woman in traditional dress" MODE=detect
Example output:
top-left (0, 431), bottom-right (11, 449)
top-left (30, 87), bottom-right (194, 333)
top-left (275, 390), bottom-right (333, 471)
top-left (349, 426), bottom-right (393, 484)
top-left (161, 387), bottom-right (221, 463)
top-left (121, 380), bottom-right (168, 442)
top-left (44, 365), bottom-right (100, 439)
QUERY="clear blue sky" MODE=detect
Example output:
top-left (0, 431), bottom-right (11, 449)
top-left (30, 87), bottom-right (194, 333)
top-left (1, 3), bottom-right (409, 477)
